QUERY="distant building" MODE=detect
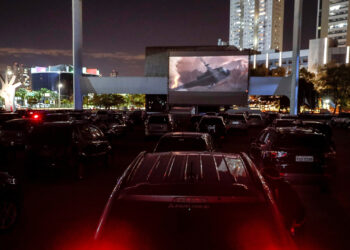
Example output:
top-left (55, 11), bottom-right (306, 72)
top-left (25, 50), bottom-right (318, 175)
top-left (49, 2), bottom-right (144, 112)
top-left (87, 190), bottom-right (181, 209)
top-left (318, 0), bottom-right (350, 47)
top-left (229, 0), bottom-right (284, 52)
top-left (6, 62), bottom-right (31, 89)
top-left (31, 64), bottom-right (100, 98)
top-left (110, 69), bottom-right (119, 77)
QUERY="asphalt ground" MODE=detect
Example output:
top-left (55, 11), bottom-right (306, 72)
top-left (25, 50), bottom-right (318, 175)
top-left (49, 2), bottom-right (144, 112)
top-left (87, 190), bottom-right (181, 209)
top-left (0, 125), bottom-right (350, 250)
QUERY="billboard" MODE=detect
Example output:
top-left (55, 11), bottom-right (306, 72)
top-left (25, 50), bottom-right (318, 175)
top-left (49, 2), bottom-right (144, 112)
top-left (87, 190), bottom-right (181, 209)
top-left (168, 54), bottom-right (249, 105)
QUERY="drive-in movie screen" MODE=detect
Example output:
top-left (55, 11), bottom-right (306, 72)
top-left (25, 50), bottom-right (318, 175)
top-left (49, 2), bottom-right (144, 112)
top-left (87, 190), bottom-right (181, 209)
top-left (169, 54), bottom-right (249, 105)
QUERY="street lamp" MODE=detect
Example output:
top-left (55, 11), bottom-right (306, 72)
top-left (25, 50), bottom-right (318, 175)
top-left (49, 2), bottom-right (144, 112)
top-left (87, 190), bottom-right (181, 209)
top-left (58, 83), bottom-right (63, 108)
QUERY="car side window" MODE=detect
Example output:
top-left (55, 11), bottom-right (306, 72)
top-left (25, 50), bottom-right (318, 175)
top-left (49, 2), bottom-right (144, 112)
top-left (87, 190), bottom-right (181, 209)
top-left (258, 131), bottom-right (267, 143)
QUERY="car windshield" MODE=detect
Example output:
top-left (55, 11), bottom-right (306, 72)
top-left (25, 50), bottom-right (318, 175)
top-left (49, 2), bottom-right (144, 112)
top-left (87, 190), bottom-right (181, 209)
top-left (276, 134), bottom-right (328, 149)
top-left (227, 115), bottom-right (245, 121)
top-left (248, 115), bottom-right (261, 120)
top-left (200, 118), bottom-right (223, 126)
top-left (155, 137), bottom-right (208, 152)
top-left (148, 116), bottom-right (169, 124)
top-left (29, 126), bottom-right (72, 145)
top-left (1, 120), bottom-right (28, 131)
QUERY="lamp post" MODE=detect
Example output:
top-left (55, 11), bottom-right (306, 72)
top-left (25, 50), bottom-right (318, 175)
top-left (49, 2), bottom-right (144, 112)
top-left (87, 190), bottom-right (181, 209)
top-left (58, 83), bottom-right (63, 108)
top-left (290, 0), bottom-right (303, 115)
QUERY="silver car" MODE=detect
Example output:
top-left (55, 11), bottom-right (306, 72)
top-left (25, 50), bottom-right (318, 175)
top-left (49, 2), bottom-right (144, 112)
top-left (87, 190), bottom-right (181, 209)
top-left (145, 113), bottom-right (174, 137)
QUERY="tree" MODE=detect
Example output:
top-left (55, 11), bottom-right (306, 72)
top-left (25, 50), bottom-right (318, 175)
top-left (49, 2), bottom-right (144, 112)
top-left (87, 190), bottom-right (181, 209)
top-left (0, 74), bottom-right (22, 111)
top-left (15, 88), bottom-right (28, 105)
top-left (318, 64), bottom-right (350, 112)
top-left (128, 94), bottom-right (145, 108)
top-left (90, 94), bottom-right (125, 109)
top-left (271, 67), bottom-right (286, 77)
top-left (250, 64), bottom-right (269, 76)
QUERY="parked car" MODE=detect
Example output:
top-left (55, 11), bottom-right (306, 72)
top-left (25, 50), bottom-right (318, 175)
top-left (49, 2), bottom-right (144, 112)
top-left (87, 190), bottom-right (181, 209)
top-left (331, 113), bottom-right (350, 128)
top-left (0, 118), bottom-right (40, 148)
top-left (154, 132), bottom-right (214, 152)
top-left (197, 115), bottom-right (226, 138)
top-left (25, 121), bottom-right (112, 178)
top-left (0, 172), bottom-right (20, 231)
top-left (297, 120), bottom-right (333, 143)
top-left (247, 113), bottom-right (265, 127)
top-left (225, 114), bottom-right (248, 131)
top-left (94, 151), bottom-right (302, 250)
top-left (94, 113), bottom-right (128, 139)
top-left (190, 114), bottom-right (203, 131)
top-left (145, 113), bottom-right (174, 137)
top-left (270, 119), bottom-right (297, 128)
top-left (0, 113), bottom-right (20, 127)
top-left (249, 127), bottom-right (336, 189)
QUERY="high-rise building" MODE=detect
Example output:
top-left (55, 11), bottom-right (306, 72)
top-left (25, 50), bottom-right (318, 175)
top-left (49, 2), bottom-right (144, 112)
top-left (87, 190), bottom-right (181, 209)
top-left (229, 0), bottom-right (284, 52)
top-left (318, 0), bottom-right (350, 47)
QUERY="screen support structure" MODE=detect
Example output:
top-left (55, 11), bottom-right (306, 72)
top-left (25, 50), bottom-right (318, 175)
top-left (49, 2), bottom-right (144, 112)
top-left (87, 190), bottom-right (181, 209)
top-left (72, 0), bottom-right (83, 110)
top-left (290, 0), bottom-right (303, 115)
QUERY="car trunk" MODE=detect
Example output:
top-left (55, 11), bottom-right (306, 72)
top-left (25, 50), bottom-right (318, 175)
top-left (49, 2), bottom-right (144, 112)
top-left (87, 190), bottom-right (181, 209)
top-left (99, 199), bottom-right (295, 250)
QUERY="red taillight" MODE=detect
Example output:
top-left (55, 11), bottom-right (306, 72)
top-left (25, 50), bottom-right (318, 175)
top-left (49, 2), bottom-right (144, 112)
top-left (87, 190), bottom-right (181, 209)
top-left (324, 151), bottom-right (336, 159)
top-left (33, 114), bottom-right (40, 119)
top-left (268, 151), bottom-right (287, 158)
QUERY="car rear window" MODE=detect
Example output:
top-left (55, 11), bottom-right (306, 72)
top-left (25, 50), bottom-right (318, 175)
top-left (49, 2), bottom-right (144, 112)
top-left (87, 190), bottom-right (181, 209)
top-left (155, 137), bottom-right (208, 152)
top-left (275, 134), bottom-right (328, 149)
top-left (200, 118), bottom-right (224, 126)
top-left (228, 115), bottom-right (245, 121)
top-left (248, 115), bottom-right (262, 120)
top-left (29, 126), bottom-right (72, 145)
top-left (149, 116), bottom-right (169, 124)
top-left (1, 120), bottom-right (29, 131)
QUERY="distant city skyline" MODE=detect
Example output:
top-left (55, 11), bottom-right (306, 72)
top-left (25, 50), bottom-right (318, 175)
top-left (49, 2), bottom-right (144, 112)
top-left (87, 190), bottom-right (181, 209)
top-left (0, 0), bottom-right (317, 76)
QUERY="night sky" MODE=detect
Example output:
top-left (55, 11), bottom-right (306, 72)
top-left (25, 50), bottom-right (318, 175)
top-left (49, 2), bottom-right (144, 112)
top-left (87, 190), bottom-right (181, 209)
top-left (0, 0), bottom-right (318, 76)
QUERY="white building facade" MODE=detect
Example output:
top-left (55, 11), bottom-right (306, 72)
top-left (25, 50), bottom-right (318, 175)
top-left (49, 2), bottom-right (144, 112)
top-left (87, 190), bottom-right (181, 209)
top-left (229, 0), bottom-right (284, 52)
top-left (318, 0), bottom-right (350, 47)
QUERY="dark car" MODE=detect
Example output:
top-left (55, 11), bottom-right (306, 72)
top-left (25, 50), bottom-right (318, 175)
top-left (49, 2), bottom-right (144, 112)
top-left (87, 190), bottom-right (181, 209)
top-left (270, 119), bottom-right (297, 128)
top-left (26, 121), bottom-right (112, 178)
top-left (145, 113), bottom-right (174, 137)
top-left (297, 120), bottom-right (333, 142)
top-left (0, 118), bottom-right (41, 148)
top-left (94, 113), bottom-right (128, 139)
top-left (93, 152), bottom-right (302, 250)
top-left (225, 114), bottom-right (248, 131)
top-left (197, 115), bottom-right (226, 138)
top-left (247, 113), bottom-right (265, 127)
top-left (154, 132), bottom-right (214, 152)
top-left (0, 113), bottom-right (20, 127)
top-left (0, 172), bottom-right (20, 230)
top-left (249, 127), bottom-right (336, 189)
top-left (190, 114), bottom-right (203, 131)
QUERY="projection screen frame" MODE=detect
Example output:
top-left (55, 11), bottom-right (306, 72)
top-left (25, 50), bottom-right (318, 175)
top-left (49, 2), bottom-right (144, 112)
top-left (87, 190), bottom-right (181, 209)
top-left (168, 50), bottom-right (251, 106)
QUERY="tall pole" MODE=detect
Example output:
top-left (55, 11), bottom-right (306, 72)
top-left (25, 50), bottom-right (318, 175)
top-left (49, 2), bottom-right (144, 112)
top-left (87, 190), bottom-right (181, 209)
top-left (58, 85), bottom-right (61, 108)
top-left (73, 0), bottom-right (83, 110)
top-left (290, 0), bottom-right (303, 115)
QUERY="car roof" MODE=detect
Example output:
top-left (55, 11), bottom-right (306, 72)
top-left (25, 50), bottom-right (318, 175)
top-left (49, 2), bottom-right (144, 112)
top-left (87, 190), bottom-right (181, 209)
top-left (161, 132), bottom-right (210, 138)
top-left (274, 126), bottom-right (323, 135)
top-left (124, 152), bottom-right (251, 188)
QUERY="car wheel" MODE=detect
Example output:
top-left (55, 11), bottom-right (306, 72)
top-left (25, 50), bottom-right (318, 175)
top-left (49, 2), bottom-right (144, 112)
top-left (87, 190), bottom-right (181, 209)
top-left (0, 199), bottom-right (18, 231)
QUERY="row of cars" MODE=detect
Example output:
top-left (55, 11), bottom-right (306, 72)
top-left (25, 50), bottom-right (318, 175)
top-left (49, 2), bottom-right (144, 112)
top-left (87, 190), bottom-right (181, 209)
top-left (0, 109), bottom-right (140, 231)
top-left (90, 112), bottom-right (341, 249)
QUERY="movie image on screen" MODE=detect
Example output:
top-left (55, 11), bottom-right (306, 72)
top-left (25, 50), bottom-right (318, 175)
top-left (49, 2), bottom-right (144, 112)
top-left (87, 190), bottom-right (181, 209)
top-left (169, 55), bottom-right (248, 92)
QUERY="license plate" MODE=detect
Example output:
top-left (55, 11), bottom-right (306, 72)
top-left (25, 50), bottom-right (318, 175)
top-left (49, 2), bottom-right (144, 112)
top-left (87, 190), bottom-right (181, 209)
top-left (232, 121), bottom-right (239, 125)
top-left (295, 156), bottom-right (314, 162)
top-left (208, 125), bottom-right (215, 130)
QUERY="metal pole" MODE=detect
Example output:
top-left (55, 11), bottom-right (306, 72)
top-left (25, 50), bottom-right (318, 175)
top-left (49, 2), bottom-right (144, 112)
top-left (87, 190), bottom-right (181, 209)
top-left (58, 86), bottom-right (61, 108)
top-left (290, 0), bottom-right (303, 115)
top-left (73, 0), bottom-right (83, 110)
